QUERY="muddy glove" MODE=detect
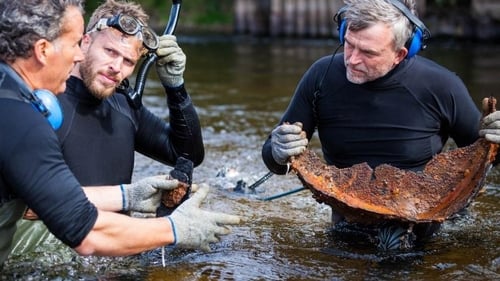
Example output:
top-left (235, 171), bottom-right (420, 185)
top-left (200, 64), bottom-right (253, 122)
top-left (271, 122), bottom-right (308, 165)
top-left (480, 111), bottom-right (500, 144)
top-left (121, 175), bottom-right (180, 214)
top-left (155, 35), bottom-right (186, 87)
top-left (166, 184), bottom-right (241, 251)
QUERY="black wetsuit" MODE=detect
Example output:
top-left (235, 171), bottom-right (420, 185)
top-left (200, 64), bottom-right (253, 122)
top-left (56, 76), bottom-right (204, 186)
top-left (263, 54), bottom-right (482, 174)
top-left (261, 54), bottom-right (483, 246)
top-left (0, 64), bottom-right (97, 263)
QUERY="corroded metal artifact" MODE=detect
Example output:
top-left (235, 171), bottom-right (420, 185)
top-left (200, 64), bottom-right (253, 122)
top-left (290, 97), bottom-right (498, 224)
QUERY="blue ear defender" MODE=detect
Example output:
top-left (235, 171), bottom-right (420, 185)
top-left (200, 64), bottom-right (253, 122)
top-left (334, 6), bottom-right (348, 45)
top-left (334, 0), bottom-right (430, 58)
top-left (406, 27), bottom-right (424, 58)
top-left (32, 89), bottom-right (63, 130)
top-left (338, 17), bottom-right (347, 45)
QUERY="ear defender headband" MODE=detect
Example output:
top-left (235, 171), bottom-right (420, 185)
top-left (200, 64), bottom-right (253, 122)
top-left (334, 0), bottom-right (431, 58)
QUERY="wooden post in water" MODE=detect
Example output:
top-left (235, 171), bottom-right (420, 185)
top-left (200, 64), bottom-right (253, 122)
top-left (234, 0), bottom-right (363, 38)
top-left (246, 1), bottom-right (257, 35)
top-left (318, 0), bottom-right (330, 37)
top-left (234, 0), bottom-right (247, 34)
top-left (296, 0), bottom-right (307, 37)
top-left (270, 0), bottom-right (283, 36)
top-left (283, 0), bottom-right (295, 36)
top-left (307, 0), bottom-right (319, 37)
top-left (234, 0), bottom-right (268, 35)
top-left (253, 0), bottom-right (271, 36)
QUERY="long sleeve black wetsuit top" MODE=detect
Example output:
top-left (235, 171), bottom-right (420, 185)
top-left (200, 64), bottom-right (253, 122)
top-left (56, 76), bottom-right (204, 186)
top-left (262, 54), bottom-right (482, 174)
top-left (0, 64), bottom-right (97, 262)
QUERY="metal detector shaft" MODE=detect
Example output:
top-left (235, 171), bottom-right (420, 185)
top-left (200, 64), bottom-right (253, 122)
top-left (247, 171), bottom-right (273, 190)
top-left (127, 0), bottom-right (182, 108)
top-left (260, 186), bottom-right (307, 201)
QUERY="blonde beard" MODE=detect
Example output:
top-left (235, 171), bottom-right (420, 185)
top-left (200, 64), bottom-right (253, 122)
top-left (87, 79), bottom-right (116, 99)
top-left (79, 63), bottom-right (119, 100)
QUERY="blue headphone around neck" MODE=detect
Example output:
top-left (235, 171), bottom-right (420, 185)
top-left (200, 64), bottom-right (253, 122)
top-left (334, 0), bottom-right (431, 58)
top-left (31, 89), bottom-right (63, 130)
top-left (0, 63), bottom-right (63, 130)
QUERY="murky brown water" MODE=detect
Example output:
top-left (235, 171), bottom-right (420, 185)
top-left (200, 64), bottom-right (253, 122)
top-left (2, 37), bottom-right (499, 280)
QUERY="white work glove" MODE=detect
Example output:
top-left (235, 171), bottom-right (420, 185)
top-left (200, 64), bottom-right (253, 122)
top-left (479, 111), bottom-right (500, 144)
top-left (271, 122), bottom-right (308, 165)
top-left (166, 184), bottom-right (241, 251)
top-left (155, 35), bottom-right (186, 87)
top-left (121, 175), bottom-right (180, 214)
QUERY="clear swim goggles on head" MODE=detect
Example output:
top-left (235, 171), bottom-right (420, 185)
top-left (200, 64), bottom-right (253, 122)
top-left (90, 14), bottom-right (160, 51)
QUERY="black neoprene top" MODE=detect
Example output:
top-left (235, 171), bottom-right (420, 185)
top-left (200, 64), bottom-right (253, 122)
top-left (262, 54), bottom-right (482, 174)
top-left (57, 76), bottom-right (204, 186)
top-left (0, 64), bottom-right (97, 248)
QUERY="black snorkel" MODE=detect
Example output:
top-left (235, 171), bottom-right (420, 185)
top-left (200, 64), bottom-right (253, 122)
top-left (117, 0), bottom-right (182, 109)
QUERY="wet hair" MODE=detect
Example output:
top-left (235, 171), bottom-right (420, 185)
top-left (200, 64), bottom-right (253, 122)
top-left (0, 0), bottom-right (85, 63)
top-left (343, 0), bottom-right (416, 51)
top-left (86, 0), bottom-right (149, 33)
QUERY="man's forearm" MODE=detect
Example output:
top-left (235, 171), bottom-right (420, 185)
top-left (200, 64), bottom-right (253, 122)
top-left (82, 185), bottom-right (122, 212)
top-left (74, 210), bottom-right (174, 256)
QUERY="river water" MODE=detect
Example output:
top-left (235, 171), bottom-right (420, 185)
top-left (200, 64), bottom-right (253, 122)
top-left (2, 37), bottom-right (499, 280)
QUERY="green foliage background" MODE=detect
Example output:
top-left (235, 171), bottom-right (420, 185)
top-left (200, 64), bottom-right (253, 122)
top-left (82, 0), bottom-right (472, 34)
top-left (83, 0), bottom-right (234, 32)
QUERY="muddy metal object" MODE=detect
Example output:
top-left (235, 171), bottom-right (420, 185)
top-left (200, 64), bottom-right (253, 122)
top-left (161, 181), bottom-right (189, 208)
top-left (158, 157), bottom-right (193, 216)
top-left (290, 97), bottom-right (498, 224)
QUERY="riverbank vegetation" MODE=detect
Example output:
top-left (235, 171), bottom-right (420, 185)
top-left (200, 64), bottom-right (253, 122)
top-left (83, 0), bottom-right (499, 40)
top-left (84, 0), bottom-right (233, 32)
